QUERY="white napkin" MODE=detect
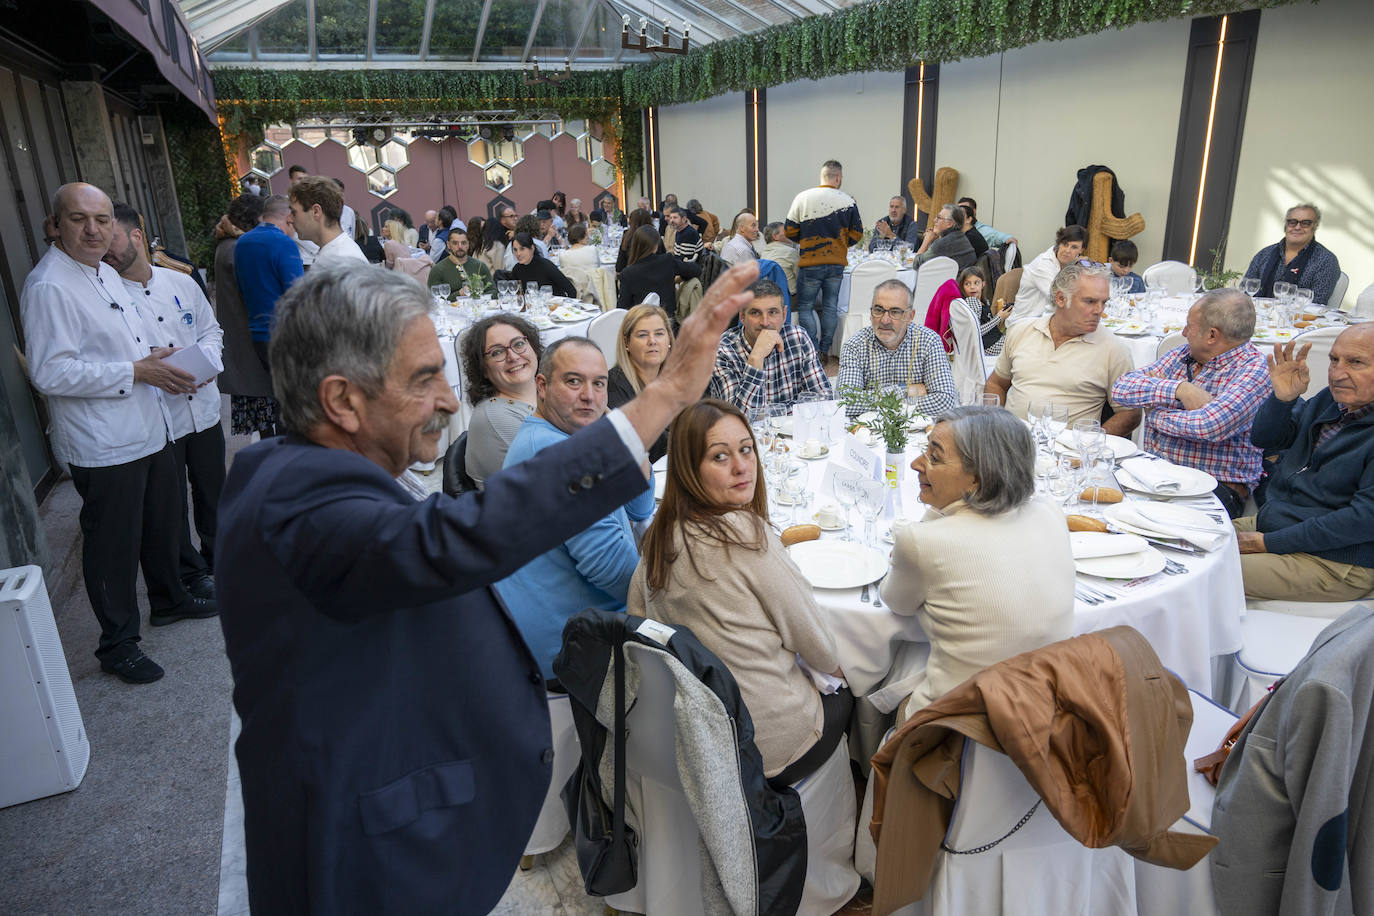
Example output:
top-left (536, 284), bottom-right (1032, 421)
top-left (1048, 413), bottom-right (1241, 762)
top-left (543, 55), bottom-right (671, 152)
top-left (1118, 456), bottom-right (1192, 493)
top-left (1069, 531), bottom-right (1149, 559)
top-left (1115, 503), bottom-right (1227, 551)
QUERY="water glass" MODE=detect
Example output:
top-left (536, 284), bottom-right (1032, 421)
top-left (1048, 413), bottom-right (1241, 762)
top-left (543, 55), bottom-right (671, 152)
top-left (1242, 276), bottom-right (1261, 298)
top-left (430, 283), bottom-right (451, 302)
top-left (832, 470), bottom-right (862, 542)
top-left (1295, 288), bottom-right (1315, 312)
top-left (856, 478), bottom-right (887, 547)
top-left (540, 284), bottom-right (554, 306)
top-left (1071, 418), bottom-right (1102, 457)
top-left (981, 392), bottom-right (1001, 408)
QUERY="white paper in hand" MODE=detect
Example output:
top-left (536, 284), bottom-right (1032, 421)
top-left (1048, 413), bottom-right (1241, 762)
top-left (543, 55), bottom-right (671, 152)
top-left (161, 343), bottom-right (222, 386)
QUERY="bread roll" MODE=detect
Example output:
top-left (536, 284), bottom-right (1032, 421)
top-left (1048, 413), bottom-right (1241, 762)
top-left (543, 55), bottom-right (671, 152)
top-left (781, 524), bottom-right (822, 546)
top-left (1078, 486), bottom-right (1123, 504)
top-left (1066, 514), bottom-right (1108, 533)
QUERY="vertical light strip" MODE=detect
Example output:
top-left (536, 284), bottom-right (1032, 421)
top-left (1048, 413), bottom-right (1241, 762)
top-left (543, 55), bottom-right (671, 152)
top-left (913, 62), bottom-right (925, 185)
top-left (1188, 15), bottom-right (1228, 266)
top-left (751, 89), bottom-right (761, 214)
top-left (647, 107), bottom-right (658, 206)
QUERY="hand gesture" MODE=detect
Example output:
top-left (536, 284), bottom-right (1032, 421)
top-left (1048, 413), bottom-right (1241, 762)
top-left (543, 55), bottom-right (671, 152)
top-left (133, 349), bottom-right (196, 395)
top-left (875, 221), bottom-right (894, 239)
top-left (1267, 341), bottom-right (1312, 402)
top-left (748, 329), bottom-right (783, 370)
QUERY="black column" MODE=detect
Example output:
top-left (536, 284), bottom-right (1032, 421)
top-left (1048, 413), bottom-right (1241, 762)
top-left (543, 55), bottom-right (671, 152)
top-left (744, 89), bottom-right (767, 222)
top-left (900, 63), bottom-right (940, 232)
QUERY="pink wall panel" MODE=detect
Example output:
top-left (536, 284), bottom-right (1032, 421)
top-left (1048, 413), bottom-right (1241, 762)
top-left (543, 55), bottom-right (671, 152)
top-left (260, 132), bottom-right (616, 233)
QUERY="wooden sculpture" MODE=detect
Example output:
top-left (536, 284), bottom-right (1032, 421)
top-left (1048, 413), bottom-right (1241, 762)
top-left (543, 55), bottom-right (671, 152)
top-left (908, 166), bottom-right (959, 226)
top-left (1085, 170), bottom-right (1146, 263)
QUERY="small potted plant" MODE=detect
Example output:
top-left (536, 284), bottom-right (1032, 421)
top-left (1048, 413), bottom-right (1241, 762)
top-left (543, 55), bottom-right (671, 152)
top-left (838, 385), bottom-right (911, 485)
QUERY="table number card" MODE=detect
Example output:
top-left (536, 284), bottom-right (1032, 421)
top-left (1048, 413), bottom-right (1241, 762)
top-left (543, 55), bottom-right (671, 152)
top-left (842, 432), bottom-right (882, 479)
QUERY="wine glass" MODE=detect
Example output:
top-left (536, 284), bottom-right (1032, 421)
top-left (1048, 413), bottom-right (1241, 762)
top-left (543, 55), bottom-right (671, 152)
top-left (1192, 271), bottom-right (1206, 295)
top-left (1273, 281), bottom-right (1293, 303)
top-left (1043, 404), bottom-right (1069, 446)
top-left (816, 399), bottom-right (840, 449)
top-left (832, 470), bottom-right (862, 542)
top-left (795, 396), bottom-right (820, 442)
top-left (430, 283), bottom-right (451, 302)
top-left (540, 284), bottom-right (554, 307)
top-left (1048, 456), bottom-right (1079, 510)
top-left (1071, 418), bottom-right (1102, 457)
top-left (856, 478), bottom-right (887, 547)
top-left (981, 392), bottom-right (1001, 408)
top-left (1295, 288), bottom-right (1315, 313)
top-left (766, 404), bottom-right (789, 455)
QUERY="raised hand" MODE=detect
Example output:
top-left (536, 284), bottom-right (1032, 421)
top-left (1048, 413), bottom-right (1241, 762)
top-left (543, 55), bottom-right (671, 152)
top-left (1267, 341), bottom-right (1312, 402)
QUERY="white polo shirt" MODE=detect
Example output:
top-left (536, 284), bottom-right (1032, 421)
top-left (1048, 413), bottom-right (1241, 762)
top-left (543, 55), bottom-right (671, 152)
top-left (120, 265), bottom-right (224, 439)
top-left (313, 231), bottom-right (369, 269)
top-left (21, 245), bottom-right (170, 468)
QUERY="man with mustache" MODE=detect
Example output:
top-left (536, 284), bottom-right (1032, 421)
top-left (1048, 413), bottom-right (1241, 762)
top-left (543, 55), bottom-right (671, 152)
top-left (215, 259), bottom-right (759, 913)
top-left (1234, 323), bottom-right (1374, 602)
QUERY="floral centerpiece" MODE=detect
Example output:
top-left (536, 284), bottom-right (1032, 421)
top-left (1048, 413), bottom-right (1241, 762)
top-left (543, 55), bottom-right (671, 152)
top-left (837, 385), bottom-right (910, 454)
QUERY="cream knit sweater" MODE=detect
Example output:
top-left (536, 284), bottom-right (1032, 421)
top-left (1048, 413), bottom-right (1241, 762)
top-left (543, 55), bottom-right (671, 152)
top-left (880, 496), bottom-right (1076, 718)
top-left (628, 512), bottom-right (840, 777)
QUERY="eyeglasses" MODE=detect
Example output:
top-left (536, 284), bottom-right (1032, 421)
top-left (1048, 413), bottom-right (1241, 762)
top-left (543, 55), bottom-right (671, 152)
top-left (870, 306), bottom-right (910, 320)
top-left (1285, 218), bottom-right (1315, 229)
top-left (483, 336), bottom-right (531, 362)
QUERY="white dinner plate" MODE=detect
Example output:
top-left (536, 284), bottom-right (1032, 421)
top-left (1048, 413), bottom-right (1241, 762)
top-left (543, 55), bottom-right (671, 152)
top-left (1115, 462), bottom-right (1218, 498)
top-left (788, 540), bottom-right (888, 589)
top-left (1054, 431), bottom-right (1136, 459)
top-left (1128, 501), bottom-right (1225, 533)
top-left (1106, 321), bottom-right (1149, 336)
top-left (1075, 547), bottom-right (1165, 580)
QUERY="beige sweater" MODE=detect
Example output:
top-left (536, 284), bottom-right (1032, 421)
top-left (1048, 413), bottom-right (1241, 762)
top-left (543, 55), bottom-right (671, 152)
top-left (879, 497), bottom-right (1076, 718)
top-left (628, 512), bottom-right (840, 776)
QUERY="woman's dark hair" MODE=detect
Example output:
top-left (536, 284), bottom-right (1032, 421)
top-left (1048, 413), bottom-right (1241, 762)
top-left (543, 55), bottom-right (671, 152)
top-left (511, 231), bottom-right (541, 260)
top-left (568, 224), bottom-right (588, 245)
top-left (625, 225), bottom-right (661, 267)
top-left (551, 190), bottom-right (566, 215)
top-left (466, 216), bottom-right (485, 249)
top-left (626, 208), bottom-right (654, 233)
top-left (1054, 225), bottom-right (1087, 249)
top-left (460, 314), bottom-right (544, 405)
top-left (392, 208), bottom-right (414, 229)
top-left (438, 205), bottom-right (458, 227)
top-left (514, 214), bottom-right (541, 239)
top-left (481, 214), bottom-right (506, 252)
top-left (641, 398), bottom-right (769, 591)
top-left (227, 193), bottom-right (264, 233)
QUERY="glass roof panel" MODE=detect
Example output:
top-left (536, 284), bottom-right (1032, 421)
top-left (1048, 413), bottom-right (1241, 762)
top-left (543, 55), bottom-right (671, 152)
top-left (573, 4), bottom-right (620, 59)
top-left (375, 0), bottom-right (427, 55)
top-left (256, 0), bottom-right (309, 55)
top-left (427, 0), bottom-right (483, 58)
top-left (478, 0), bottom-right (581, 61)
top-left (316, 0), bottom-right (369, 57)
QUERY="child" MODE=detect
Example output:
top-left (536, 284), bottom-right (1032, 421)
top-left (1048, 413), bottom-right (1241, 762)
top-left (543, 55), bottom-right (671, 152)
top-left (956, 266), bottom-right (1006, 355)
top-left (1108, 240), bottom-right (1147, 293)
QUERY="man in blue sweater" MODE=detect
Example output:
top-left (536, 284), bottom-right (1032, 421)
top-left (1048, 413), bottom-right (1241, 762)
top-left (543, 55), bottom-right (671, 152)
top-left (1237, 323), bottom-right (1374, 601)
top-left (234, 194), bottom-right (303, 370)
top-left (496, 336), bottom-right (654, 679)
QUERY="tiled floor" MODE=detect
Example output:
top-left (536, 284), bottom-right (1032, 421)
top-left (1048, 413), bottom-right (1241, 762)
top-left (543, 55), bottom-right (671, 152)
top-left (215, 708), bottom-right (611, 915)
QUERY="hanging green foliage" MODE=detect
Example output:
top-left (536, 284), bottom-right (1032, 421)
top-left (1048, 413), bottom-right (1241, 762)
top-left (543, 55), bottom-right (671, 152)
top-left (164, 114), bottom-right (238, 268)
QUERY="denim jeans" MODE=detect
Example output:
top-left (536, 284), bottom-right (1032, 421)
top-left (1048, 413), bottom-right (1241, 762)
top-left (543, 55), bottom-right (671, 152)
top-left (795, 263), bottom-right (845, 354)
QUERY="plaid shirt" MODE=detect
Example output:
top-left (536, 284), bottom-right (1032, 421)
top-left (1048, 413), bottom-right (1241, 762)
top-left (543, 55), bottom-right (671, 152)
top-left (1317, 402), bottom-right (1374, 449)
top-left (837, 325), bottom-right (958, 417)
top-left (708, 324), bottom-right (831, 410)
top-left (1110, 342), bottom-right (1272, 486)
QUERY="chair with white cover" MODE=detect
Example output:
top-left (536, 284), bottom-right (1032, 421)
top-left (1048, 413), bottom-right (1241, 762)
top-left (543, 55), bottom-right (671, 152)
top-left (838, 260), bottom-right (897, 353)
top-left (1288, 325), bottom-right (1344, 400)
top-left (1142, 261), bottom-right (1197, 295)
top-left (1227, 609), bottom-right (1334, 711)
top-left (911, 256), bottom-right (959, 318)
top-left (560, 264), bottom-right (597, 304)
top-left (1328, 271), bottom-right (1349, 311)
top-left (947, 300), bottom-right (987, 405)
top-left (587, 308), bottom-right (627, 366)
top-left (1352, 280), bottom-right (1374, 318)
top-left (1003, 241), bottom-right (1018, 270)
top-left (607, 647), bottom-right (859, 916)
top-left (1155, 332), bottom-right (1186, 361)
top-left (1133, 688), bottom-right (1234, 916)
top-left (521, 692), bottom-right (581, 860)
top-left (861, 738), bottom-right (1138, 916)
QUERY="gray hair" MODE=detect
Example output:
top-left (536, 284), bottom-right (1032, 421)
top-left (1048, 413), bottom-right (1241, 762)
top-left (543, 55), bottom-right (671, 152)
top-left (939, 406), bottom-right (1036, 515)
top-left (537, 335), bottom-right (603, 380)
top-left (270, 263), bottom-right (430, 436)
top-left (763, 220), bottom-right (785, 242)
top-left (1051, 262), bottom-right (1112, 307)
top-left (261, 194), bottom-right (290, 221)
top-left (872, 278), bottom-right (914, 310)
top-left (939, 205), bottom-right (965, 230)
top-left (1196, 288), bottom-right (1256, 342)
top-left (1286, 202), bottom-right (1322, 227)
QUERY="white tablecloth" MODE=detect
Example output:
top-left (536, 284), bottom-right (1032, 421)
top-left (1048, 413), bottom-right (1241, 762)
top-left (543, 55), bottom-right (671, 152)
top-left (785, 439), bottom-right (1244, 700)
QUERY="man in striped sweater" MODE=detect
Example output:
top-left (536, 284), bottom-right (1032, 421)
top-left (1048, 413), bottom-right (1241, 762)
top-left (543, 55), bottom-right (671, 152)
top-left (785, 160), bottom-right (864, 357)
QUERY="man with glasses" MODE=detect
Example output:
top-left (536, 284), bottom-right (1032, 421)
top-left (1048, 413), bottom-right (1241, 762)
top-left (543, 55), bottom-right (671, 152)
top-left (1244, 203), bottom-right (1341, 306)
top-left (838, 279), bottom-right (958, 417)
top-left (912, 204), bottom-right (977, 270)
top-left (709, 277), bottom-right (831, 410)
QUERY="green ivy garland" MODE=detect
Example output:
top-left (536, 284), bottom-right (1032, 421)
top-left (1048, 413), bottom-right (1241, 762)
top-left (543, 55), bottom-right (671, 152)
top-left (164, 116), bottom-right (238, 269)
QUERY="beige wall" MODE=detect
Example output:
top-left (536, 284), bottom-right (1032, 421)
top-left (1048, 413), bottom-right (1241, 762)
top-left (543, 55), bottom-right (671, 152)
top-left (935, 19), bottom-right (1190, 262)
top-left (765, 71), bottom-right (906, 228)
top-left (1226, 0), bottom-right (1374, 308)
top-left (657, 93), bottom-right (746, 219)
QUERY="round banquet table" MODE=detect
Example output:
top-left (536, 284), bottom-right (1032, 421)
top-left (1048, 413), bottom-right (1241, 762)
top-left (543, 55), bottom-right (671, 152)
top-left (773, 429), bottom-right (1244, 702)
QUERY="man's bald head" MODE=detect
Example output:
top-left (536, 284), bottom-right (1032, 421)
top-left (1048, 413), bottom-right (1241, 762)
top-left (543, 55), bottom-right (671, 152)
top-left (50, 182), bottom-right (114, 268)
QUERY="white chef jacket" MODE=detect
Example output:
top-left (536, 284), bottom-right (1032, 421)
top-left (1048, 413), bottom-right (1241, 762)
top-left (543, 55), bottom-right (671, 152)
top-left (20, 245), bottom-right (171, 468)
top-left (120, 265), bottom-right (224, 439)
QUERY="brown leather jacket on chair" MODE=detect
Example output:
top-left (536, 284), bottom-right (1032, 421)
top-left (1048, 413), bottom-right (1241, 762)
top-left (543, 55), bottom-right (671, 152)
top-left (700, 210), bottom-right (721, 244)
top-left (868, 626), bottom-right (1217, 916)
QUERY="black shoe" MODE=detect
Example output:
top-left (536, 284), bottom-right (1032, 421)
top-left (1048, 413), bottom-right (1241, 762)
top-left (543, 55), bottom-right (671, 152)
top-left (101, 650), bottom-right (165, 684)
top-left (182, 573), bottom-right (216, 600)
top-left (150, 596), bottom-right (219, 627)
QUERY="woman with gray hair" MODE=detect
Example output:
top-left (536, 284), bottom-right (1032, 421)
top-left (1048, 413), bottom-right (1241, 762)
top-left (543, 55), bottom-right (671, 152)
top-left (877, 406), bottom-right (1075, 720)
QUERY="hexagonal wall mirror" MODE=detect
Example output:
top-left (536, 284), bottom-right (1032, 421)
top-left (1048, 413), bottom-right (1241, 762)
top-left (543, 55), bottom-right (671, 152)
top-left (249, 143), bottom-right (283, 176)
top-left (379, 139), bottom-right (409, 170)
top-left (347, 144), bottom-right (380, 171)
top-left (327, 119), bottom-right (354, 144)
top-left (264, 123), bottom-right (295, 146)
top-left (590, 159), bottom-right (616, 189)
top-left (467, 138), bottom-right (495, 168)
top-left (558, 119), bottom-right (587, 140)
top-left (366, 167), bottom-right (398, 198)
top-left (484, 163), bottom-right (513, 193)
top-left (294, 121), bottom-right (329, 147)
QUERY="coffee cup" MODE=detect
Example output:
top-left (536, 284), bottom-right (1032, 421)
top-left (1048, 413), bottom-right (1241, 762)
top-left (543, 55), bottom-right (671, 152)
top-left (802, 438), bottom-right (822, 458)
top-left (817, 505), bottom-right (840, 527)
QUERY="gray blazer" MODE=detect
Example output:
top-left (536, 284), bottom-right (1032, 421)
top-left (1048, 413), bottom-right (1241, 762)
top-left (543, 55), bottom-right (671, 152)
top-left (1211, 604), bottom-right (1374, 916)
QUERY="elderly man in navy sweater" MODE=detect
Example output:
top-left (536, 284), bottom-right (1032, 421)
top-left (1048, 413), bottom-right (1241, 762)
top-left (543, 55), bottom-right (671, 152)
top-left (1236, 323), bottom-right (1374, 601)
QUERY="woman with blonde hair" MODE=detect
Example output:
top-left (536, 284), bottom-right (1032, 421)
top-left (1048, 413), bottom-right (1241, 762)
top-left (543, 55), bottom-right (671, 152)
top-left (629, 398), bottom-right (858, 911)
top-left (607, 303), bottom-right (675, 461)
top-left (382, 217), bottom-right (426, 270)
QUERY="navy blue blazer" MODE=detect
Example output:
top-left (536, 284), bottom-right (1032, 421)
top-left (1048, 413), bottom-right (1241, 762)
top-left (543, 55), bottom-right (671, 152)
top-left (217, 418), bottom-right (645, 914)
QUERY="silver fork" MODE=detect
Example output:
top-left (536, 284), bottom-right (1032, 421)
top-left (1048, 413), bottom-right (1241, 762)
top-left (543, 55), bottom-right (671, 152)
top-left (872, 579), bottom-right (883, 607)
top-left (860, 582), bottom-right (870, 603)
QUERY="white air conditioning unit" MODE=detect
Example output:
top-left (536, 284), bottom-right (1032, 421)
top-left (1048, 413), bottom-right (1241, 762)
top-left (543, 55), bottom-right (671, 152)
top-left (0, 565), bottom-right (89, 808)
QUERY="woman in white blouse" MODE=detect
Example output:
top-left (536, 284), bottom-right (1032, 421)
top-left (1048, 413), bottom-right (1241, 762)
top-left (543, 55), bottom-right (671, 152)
top-left (879, 406), bottom-right (1075, 720)
top-left (1012, 224), bottom-right (1087, 322)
